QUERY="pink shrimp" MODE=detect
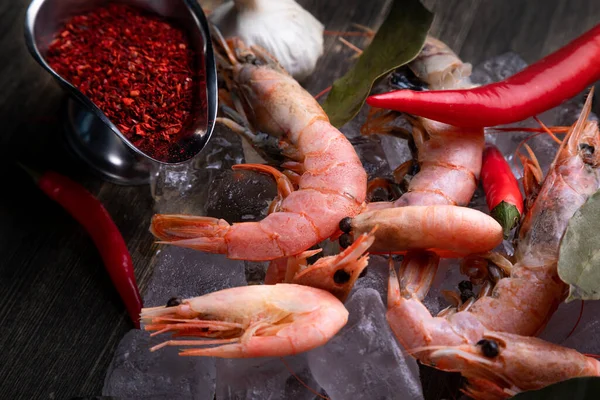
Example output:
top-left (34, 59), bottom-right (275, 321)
top-left (340, 37), bottom-right (500, 257)
top-left (149, 29), bottom-right (367, 261)
top-left (385, 89), bottom-right (600, 398)
top-left (283, 226), bottom-right (376, 302)
top-left (141, 284), bottom-right (348, 358)
top-left (427, 331), bottom-right (600, 399)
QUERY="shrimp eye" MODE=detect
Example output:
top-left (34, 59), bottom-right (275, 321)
top-left (334, 269), bottom-right (351, 284)
top-left (339, 217), bottom-right (353, 233)
top-left (580, 143), bottom-right (595, 164)
top-left (580, 143), bottom-right (595, 154)
top-left (477, 339), bottom-right (500, 358)
top-left (243, 53), bottom-right (258, 65)
top-left (339, 233), bottom-right (353, 249)
top-left (458, 280), bottom-right (473, 292)
top-left (166, 297), bottom-right (182, 307)
top-left (460, 289), bottom-right (475, 303)
top-left (408, 162), bottom-right (420, 176)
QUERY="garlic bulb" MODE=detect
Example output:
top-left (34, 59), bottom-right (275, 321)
top-left (209, 0), bottom-right (324, 81)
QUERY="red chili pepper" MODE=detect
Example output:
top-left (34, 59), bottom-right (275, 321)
top-left (480, 145), bottom-right (524, 238)
top-left (21, 166), bottom-right (143, 328)
top-left (366, 23), bottom-right (600, 128)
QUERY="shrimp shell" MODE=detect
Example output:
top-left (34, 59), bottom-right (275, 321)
top-left (142, 284), bottom-right (348, 358)
top-left (149, 32), bottom-right (367, 261)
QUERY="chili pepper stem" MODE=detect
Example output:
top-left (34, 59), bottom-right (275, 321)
top-left (490, 201), bottom-right (521, 239)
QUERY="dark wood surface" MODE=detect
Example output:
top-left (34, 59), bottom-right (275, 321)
top-left (1, 0), bottom-right (598, 399)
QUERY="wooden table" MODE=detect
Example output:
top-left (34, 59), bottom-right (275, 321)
top-left (1, 0), bottom-right (598, 399)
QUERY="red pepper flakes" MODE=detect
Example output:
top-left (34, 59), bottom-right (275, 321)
top-left (122, 98), bottom-right (135, 107)
top-left (46, 3), bottom-right (201, 160)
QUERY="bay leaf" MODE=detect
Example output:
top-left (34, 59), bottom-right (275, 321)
top-left (558, 189), bottom-right (600, 302)
top-left (321, 0), bottom-right (433, 128)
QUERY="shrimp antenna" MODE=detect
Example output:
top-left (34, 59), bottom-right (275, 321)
top-left (314, 86), bottom-right (332, 100)
top-left (533, 116), bottom-right (562, 145)
top-left (561, 86), bottom-right (595, 156)
top-left (208, 22), bottom-right (238, 66)
top-left (513, 117), bottom-right (564, 160)
top-left (406, 344), bottom-right (452, 354)
top-left (565, 300), bottom-right (585, 339)
top-left (492, 126), bottom-right (570, 134)
top-left (279, 357), bottom-right (329, 400)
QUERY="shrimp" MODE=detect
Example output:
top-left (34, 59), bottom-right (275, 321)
top-left (386, 89), bottom-right (600, 398)
top-left (263, 224), bottom-right (376, 301)
top-left (348, 205), bottom-right (503, 256)
top-left (283, 227), bottom-right (376, 302)
top-left (360, 115), bottom-right (485, 210)
top-left (149, 28), bottom-right (367, 261)
top-left (340, 37), bottom-right (497, 256)
top-left (141, 284), bottom-right (348, 359)
top-left (426, 332), bottom-right (600, 399)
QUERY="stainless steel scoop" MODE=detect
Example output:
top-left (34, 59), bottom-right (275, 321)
top-left (24, 0), bottom-right (218, 185)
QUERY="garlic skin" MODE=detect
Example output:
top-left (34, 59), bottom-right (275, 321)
top-left (209, 0), bottom-right (324, 81)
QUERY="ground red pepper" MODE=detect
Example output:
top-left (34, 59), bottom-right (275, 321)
top-left (21, 165), bottom-right (143, 328)
top-left (46, 3), bottom-right (199, 162)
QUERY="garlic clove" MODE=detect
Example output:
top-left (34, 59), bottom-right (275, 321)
top-left (209, 0), bottom-right (324, 81)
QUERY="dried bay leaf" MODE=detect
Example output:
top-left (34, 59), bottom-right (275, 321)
top-left (558, 189), bottom-right (600, 302)
top-left (321, 0), bottom-right (433, 128)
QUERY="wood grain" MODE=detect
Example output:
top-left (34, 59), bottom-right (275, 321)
top-left (0, 1), bottom-right (598, 399)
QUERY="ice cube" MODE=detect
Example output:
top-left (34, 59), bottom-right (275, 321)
top-left (103, 246), bottom-right (246, 399)
top-left (379, 134), bottom-right (413, 173)
top-left (102, 329), bottom-right (216, 400)
top-left (307, 288), bottom-right (423, 400)
top-left (470, 52), bottom-right (528, 85)
top-left (215, 355), bottom-right (320, 400)
top-left (349, 135), bottom-right (393, 181)
top-left (150, 125), bottom-right (245, 215)
top-left (204, 169), bottom-right (277, 223)
top-left (143, 246), bottom-right (247, 307)
top-left (352, 254), bottom-right (391, 304)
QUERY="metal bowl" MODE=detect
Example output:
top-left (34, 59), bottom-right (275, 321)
top-left (24, 0), bottom-right (218, 185)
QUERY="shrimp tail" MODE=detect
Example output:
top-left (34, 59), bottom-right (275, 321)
top-left (150, 215), bottom-right (229, 253)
